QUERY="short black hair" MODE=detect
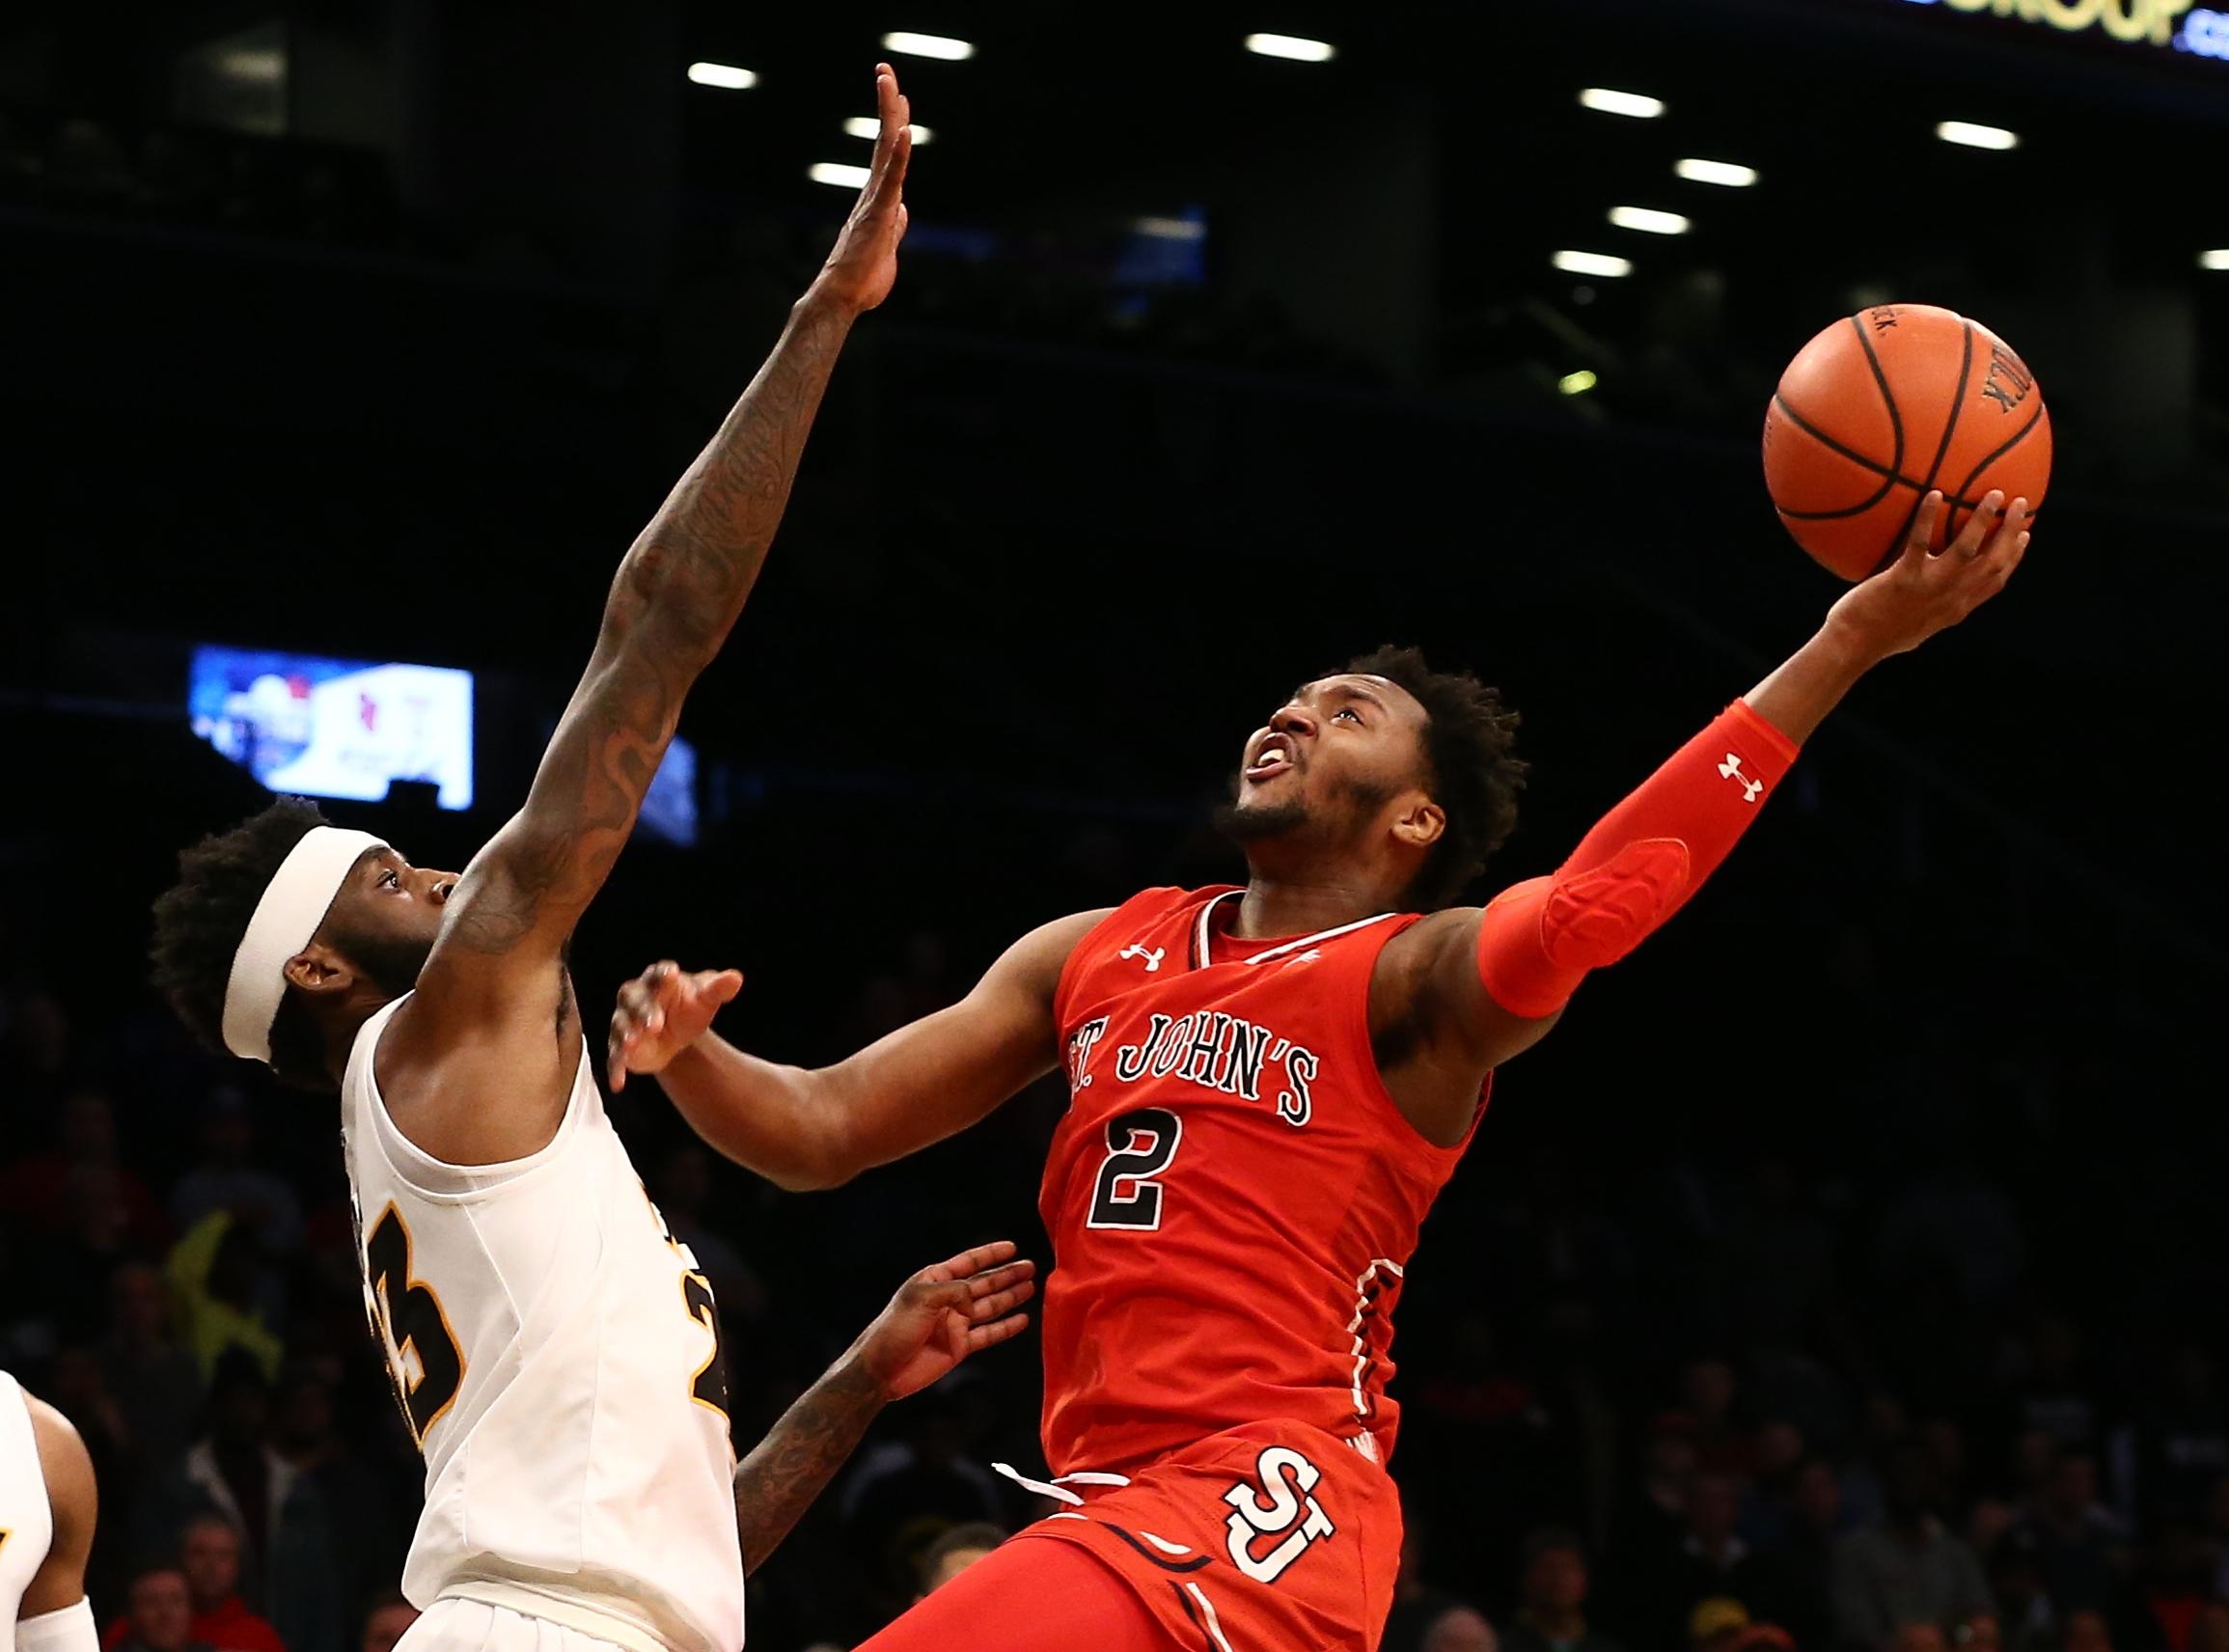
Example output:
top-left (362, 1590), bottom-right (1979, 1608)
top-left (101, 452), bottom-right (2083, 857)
top-left (917, 1520), bottom-right (1005, 1589)
top-left (150, 796), bottom-right (332, 1088)
top-left (1341, 645), bottom-right (1527, 910)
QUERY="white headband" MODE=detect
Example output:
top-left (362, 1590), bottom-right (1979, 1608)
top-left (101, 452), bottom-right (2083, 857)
top-left (221, 826), bottom-right (390, 1063)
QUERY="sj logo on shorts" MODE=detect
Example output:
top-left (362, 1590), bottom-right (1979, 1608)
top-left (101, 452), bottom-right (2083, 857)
top-left (1223, 1446), bottom-right (1335, 1583)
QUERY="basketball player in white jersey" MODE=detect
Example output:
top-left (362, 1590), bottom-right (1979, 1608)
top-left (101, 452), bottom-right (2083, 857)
top-left (0, 1371), bottom-right (98, 1652)
top-left (145, 65), bottom-right (1033, 1652)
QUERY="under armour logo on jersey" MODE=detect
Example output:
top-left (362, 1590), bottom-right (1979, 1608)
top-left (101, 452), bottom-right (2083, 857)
top-left (1717, 754), bottom-right (1764, 804)
top-left (1286, 950), bottom-right (1323, 965)
top-left (1119, 944), bottom-right (1166, 973)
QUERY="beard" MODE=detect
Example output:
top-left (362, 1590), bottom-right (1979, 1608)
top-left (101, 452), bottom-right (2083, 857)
top-left (1212, 793), bottom-right (1312, 843)
top-left (336, 925), bottom-right (438, 1000)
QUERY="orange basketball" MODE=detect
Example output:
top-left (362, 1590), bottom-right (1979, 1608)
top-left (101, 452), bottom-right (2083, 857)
top-left (1762, 303), bottom-right (2051, 582)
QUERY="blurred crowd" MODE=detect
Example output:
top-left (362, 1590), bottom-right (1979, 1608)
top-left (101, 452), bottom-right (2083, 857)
top-left (3, 826), bottom-right (2223, 1652)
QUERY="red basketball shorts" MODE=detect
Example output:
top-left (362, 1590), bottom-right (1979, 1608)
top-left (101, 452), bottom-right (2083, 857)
top-left (857, 1419), bottom-right (1401, 1651)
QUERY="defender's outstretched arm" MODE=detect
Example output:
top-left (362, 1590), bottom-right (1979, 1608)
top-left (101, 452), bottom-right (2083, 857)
top-left (610, 910), bottom-right (1111, 1190)
top-left (1377, 490), bottom-right (2030, 1139)
top-left (423, 69), bottom-right (915, 1020)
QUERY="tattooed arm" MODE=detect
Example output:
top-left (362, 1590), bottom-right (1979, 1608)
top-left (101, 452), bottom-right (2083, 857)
top-left (378, 69), bottom-right (915, 1158)
top-left (733, 1243), bottom-right (1035, 1576)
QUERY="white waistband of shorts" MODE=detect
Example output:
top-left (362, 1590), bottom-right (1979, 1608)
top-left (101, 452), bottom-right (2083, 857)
top-left (439, 1582), bottom-right (694, 1652)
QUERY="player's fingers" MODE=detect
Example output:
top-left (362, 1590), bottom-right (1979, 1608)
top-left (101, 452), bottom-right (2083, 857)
top-left (922, 1238), bottom-right (1019, 1283)
top-left (966, 1312), bottom-right (1031, 1353)
top-left (1950, 490), bottom-right (2005, 561)
top-left (966, 1259), bottom-right (1036, 1299)
top-left (1894, 491), bottom-right (1944, 570)
top-left (693, 968), bottom-right (745, 1007)
top-left (616, 969), bottom-right (664, 1020)
top-left (968, 1280), bottom-right (1036, 1322)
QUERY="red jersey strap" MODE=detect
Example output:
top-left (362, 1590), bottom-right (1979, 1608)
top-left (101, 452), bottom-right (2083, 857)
top-left (1052, 888), bottom-right (1206, 1030)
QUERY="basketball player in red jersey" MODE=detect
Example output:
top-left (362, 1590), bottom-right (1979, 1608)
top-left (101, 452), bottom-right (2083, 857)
top-left (607, 490), bottom-right (2030, 1652)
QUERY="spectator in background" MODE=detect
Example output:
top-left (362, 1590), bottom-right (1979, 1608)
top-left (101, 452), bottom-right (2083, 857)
top-left (1960, 1612), bottom-right (2005, 1652)
top-left (1423, 1608), bottom-right (1499, 1652)
top-left (1895, 1624), bottom-right (1952, 1652)
top-left (2008, 1318), bottom-right (2097, 1451)
top-left (179, 1514), bottom-right (285, 1652)
top-left (103, 1515), bottom-right (283, 1652)
top-left (0, 1087), bottom-right (165, 1244)
top-left (1649, 1473), bottom-right (1794, 1646)
top-left (2186, 1603), bottom-right (2229, 1652)
top-left (1832, 1441), bottom-right (1995, 1652)
top-left (1384, 1516), bottom-right (1495, 1652)
top-left (2130, 1350), bottom-right (2229, 1523)
top-left (2014, 1449), bottom-right (2128, 1617)
top-left (914, 1522), bottom-right (1006, 1597)
top-left (1505, 1529), bottom-right (1625, 1652)
top-left (1986, 1528), bottom-right (2058, 1652)
top-left (271, 1366), bottom-right (401, 1635)
top-left (651, 1143), bottom-right (768, 1324)
top-left (137, 1350), bottom-right (343, 1652)
top-left (169, 1088), bottom-right (302, 1260)
top-left (355, 1595), bottom-right (417, 1652)
top-left (1681, 1362), bottom-right (1757, 1480)
top-left (1770, 1456), bottom-right (1846, 1650)
top-left (165, 1211), bottom-right (283, 1381)
top-left (1689, 1597), bottom-right (1753, 1652)
top-left (113, 1567), bottom-right (209, 1652)
top-left (2060, 1611), bottom-right (2114, 1652)
top-left (102, 1258), bottom-right (205, 1473)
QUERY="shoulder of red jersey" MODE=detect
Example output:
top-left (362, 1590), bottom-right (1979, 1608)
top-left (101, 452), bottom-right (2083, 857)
top-left (1053, 886), bottom-right (1238, 1025)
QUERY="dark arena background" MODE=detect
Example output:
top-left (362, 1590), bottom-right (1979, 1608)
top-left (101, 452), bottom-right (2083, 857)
top-left (4, 3), bottom-right (2228, 1651)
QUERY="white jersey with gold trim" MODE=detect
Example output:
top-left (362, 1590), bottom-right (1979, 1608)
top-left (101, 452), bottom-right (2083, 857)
top-left (0, 1370), bottom-right (55, 1652)
top-left (342, 995), bottom-right (742, 1652)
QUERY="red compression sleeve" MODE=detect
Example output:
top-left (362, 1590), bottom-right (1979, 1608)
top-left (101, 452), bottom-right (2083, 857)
top-left (1477, 700), bottom-right (1800, 1018)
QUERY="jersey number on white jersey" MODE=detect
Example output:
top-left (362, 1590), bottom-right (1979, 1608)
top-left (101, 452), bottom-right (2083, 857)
top-left (365, 1203), bottom-right (466, 1449)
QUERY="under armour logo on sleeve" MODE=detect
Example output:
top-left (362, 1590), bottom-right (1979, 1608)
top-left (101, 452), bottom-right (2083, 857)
top-left (1716, 754), bottom-right (1764, 804)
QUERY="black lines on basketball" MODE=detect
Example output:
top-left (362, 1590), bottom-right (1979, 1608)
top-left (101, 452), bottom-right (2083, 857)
top-left (1850, 315), bottom-right (1909, 485)
top-left (1769, 395), bottom-right (1905, 518)
top-left (1945, 401), bottom-right (2047, 511)
top-left (1876, 320), bottom-right (1976, 572)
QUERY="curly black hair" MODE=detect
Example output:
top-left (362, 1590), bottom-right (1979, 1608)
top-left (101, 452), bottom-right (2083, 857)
top-left (1341, 645), bottom-right (1527, 911)
top-left (150, 796), bottom-right (334, 1089)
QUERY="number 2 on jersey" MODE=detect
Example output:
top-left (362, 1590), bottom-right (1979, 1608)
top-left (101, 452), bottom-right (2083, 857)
top-left (1087, 1107), bottom-right (1183, 1230)
top-left (364, 1203), bottom-right (465, 1449)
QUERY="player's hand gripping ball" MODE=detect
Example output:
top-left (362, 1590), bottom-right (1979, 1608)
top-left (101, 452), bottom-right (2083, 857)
top-left (1763, 303), bottom-right (2050, 582)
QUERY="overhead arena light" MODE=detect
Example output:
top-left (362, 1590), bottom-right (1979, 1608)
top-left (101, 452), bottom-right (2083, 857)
top-left (1245, 33), bottom-right (1337, 61)
top-left (1554, 250), bottom-right (1633, 278)
top-left (809, 161), bottom-right (873, 189)
top-left (1559, 370), bottom-right (1599, 396)
top-left (1610, 206), bottom-right (1690, 235)
top-left (686, 62), bottom-right (757, 90)
top-left (1675, 157), bottom-right (1757, 187)
top-left (882, 30), bottom-right (975, 61)
top-left (1936, 120), bottom-right (2019, 151)
top-left (2203, 250), bottom-right (2229, 270)
top-left (1579, 87), bottom-right (1664, 118)
top-left (843, 116), bottom-right (933, 143)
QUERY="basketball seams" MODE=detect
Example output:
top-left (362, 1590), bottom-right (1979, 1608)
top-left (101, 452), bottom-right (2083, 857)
top-left (1871, 318), bottom-right (1975, 575)
top-left (1766, 305), bottom-right (2048, 582)
top-left (1849, 316), bottom-right (1908, 485)
top-left (1768, 395), bottom-right (1902, 516)
top-left (1943, 402), bottom-right (2047, 516)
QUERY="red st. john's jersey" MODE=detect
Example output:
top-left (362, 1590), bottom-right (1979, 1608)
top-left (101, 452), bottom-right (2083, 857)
top-left (1039, 885), bottom-right (1485, 1478)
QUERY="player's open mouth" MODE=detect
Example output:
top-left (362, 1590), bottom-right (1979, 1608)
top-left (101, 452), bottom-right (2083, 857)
top-left (1244, 737), bottom-right (1296, 783)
